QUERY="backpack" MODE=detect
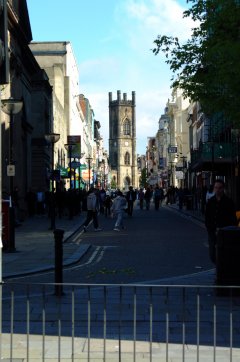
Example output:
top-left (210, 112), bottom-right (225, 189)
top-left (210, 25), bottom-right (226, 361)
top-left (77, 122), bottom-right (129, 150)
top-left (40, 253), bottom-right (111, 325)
top-left (87, 192), bottom-right (96, 210)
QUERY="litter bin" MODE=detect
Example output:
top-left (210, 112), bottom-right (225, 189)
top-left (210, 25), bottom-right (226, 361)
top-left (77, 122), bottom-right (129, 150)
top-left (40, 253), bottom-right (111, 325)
top-left (2, 200), bottom-right (10, 251)
top-left (216, 226), bottom-right (240, 285)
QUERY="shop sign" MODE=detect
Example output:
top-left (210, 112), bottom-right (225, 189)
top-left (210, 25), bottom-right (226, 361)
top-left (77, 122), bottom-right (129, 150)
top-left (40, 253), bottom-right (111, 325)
top-left (168, 146), bottom-right (178, 153)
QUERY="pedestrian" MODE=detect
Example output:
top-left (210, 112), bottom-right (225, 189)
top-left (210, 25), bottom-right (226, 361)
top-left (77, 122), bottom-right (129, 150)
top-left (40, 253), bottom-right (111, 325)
top-left (36, 189), bottom-right (45, 215)
top-left (111, 190), bottom-right (127, 231)
top-left (205, 179), bottom-right (238, 264)
top-left (138, 188), bottom-right (145, 210)
top-left (126, 186), bottom-right (136, 216)
top-left (83, 187), bottom-right (102, 232)
top-left (25, 188), bottom-right (37, 217)
top-left (177, 187), bottom-right (184, 210)
top-left (153, 185), bottom-right (163, 210)
top-left (99, 188), bottom-right (106, 214)
top-left (104, 191), bottom-right (112, 217)
top-left (144, 186), bottom-right (152, 210)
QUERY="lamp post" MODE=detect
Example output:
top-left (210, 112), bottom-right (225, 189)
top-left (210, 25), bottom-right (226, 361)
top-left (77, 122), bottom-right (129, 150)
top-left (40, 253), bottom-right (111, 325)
top-left (64, 144), bottom-right (74, 190)
top-left (85, 155), bottom-right (93, 190)
top-left (78, 152), bottom-right (85, 190)
top-left (45, 133), bottom-right (60, 230)
top-left (1, 98), bottom-right (23, 252)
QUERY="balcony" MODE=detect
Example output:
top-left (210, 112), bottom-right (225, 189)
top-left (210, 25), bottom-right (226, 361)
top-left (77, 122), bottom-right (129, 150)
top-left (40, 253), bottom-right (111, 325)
top-left (191, 142), bottom-right (234, 170)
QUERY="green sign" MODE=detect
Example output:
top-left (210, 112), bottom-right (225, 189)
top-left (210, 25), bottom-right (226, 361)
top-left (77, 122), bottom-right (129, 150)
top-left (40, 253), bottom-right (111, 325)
top-left (58, 166), bottom-right (68, 177)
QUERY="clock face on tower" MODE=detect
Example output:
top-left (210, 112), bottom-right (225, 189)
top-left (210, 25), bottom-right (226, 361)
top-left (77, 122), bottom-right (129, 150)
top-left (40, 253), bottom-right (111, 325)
top-left (125, 141), bottom-right (129, 146)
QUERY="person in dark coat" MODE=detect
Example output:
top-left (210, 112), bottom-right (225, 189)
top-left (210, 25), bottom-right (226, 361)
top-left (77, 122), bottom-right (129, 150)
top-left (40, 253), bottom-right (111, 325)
top-left (26, 188), bottom-right (37, 217)
top-left (205, 179), bottom-right (238, 264)
top-left (126, 186), bottom-right (136, 216)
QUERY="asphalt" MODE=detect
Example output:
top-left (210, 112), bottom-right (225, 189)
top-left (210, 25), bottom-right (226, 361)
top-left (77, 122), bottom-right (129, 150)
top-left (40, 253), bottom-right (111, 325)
top-left (2, 204), bottom-right (207, 281)
top-left (1, 205), bottom-right (240, 361)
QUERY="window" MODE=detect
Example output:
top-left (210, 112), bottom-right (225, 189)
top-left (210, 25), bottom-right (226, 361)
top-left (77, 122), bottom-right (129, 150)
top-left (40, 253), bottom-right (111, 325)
top-left (125, 152), bottom-right (130, 165)
top-left (123, 119), bottom-right (130, 135)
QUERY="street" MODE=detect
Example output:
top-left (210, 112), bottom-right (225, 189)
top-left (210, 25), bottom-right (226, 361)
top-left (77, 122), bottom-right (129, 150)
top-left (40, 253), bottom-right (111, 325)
top-left (3, 204), bottom-right (240, 362)
top-left (15, 204), bottom-right (212, 285)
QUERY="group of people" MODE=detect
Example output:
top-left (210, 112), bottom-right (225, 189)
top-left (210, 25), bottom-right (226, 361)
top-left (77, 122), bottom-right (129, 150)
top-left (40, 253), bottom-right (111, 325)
top-left (25, 188), bottom-right (88, 219)
top-left (83, 185), bottom-right (144, 232)
top-left (83, 187), bottom-right (133, 232)
top-left (17, 180), bottom-right (240, 267)
top-left (82, 179), bottom-right (240, 268)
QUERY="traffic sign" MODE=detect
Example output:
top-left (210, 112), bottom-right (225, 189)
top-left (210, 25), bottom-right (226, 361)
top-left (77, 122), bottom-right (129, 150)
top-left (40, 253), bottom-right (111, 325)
top-left (7, 165), bottom-right (15, 176)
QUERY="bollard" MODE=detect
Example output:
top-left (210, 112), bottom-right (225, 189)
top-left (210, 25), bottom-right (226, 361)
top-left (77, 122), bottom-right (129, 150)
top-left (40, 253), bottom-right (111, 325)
top-left (216, 226), bottom-right (240, 296)
top-left (54, 229), bottom-right (64, 297)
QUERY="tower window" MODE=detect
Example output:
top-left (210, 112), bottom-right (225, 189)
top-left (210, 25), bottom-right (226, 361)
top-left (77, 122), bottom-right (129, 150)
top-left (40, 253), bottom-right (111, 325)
top-left (123, 119), bottom-right (131, 135)
top-left (125, 152), bottom-right (130, 165)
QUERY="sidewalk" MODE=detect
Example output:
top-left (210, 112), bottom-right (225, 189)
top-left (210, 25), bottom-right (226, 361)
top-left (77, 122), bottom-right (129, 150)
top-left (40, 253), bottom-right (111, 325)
top-left (2, 212), bottom-right (90, 279)
top-left (166, 202), bottom-right (205, 224)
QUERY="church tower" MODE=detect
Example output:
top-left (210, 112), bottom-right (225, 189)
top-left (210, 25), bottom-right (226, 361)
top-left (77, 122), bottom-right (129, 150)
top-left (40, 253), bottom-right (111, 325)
top-left (109, 90), bottom-right (138, 190)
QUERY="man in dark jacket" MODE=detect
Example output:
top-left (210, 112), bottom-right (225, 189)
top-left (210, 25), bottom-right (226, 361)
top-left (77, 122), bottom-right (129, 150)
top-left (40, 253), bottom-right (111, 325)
top-left (126, 186), bottom-right (136, 216)
top-left (205, 179), bottom-right (237, 263)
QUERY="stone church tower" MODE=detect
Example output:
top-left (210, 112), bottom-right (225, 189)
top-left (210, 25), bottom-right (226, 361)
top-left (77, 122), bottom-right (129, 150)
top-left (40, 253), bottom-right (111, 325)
top-left (109, 90), bottom-right (138, 190)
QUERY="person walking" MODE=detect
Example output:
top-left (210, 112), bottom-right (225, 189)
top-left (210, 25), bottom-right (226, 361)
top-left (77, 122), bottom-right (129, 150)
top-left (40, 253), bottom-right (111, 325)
top-left (205, 179), bottom-right (238, 264)
top-left (153, 185), bottom-right (163, 211)
top-left (126, 186), bottom-right (136, 216)
top-left (111, 191), bottom-right (127, 231)
top-left (83, 187), bottom-right (102, 232)
top-left (104, 191), bottom-right (112, 217)
top-left (144, 186), bottom-right (152, 210)
top-left (138, 188), bottom-right (145, 210)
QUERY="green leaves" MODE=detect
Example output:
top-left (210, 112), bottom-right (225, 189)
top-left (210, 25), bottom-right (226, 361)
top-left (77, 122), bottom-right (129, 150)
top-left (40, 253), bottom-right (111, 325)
top-left (152, 0), bottom-right (240, 126)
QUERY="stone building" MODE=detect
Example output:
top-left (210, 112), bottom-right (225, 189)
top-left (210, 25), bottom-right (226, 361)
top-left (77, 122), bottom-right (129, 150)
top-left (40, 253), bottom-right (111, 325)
top-left (1, 0), bottom-right (52, 217)
top-left (108, 90), bottom-right (138, 190)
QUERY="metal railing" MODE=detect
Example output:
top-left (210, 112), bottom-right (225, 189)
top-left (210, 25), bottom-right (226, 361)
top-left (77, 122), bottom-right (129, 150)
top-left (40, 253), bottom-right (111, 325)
top-left (1, 282), bottom-right (240, 361)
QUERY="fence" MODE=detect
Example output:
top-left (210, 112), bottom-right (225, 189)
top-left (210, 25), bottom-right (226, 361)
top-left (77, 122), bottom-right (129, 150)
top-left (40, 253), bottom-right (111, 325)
top-left (1, 282), bottom-right (240, 361)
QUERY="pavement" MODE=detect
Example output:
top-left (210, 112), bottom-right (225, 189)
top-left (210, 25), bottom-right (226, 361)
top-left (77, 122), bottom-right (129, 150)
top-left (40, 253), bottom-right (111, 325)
top-left (2, 211), bottom-right (89, 279)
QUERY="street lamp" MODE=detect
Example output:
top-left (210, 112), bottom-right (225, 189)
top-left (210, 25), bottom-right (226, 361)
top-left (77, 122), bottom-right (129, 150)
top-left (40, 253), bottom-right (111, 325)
top-left (64, 143), bottom-right (74, 190)
top-left (45, 133), bottom-right (60, 230)
top-left (1, 97), bottom-right (23, 252)
top-left (85, 155), bottom-right (93, 190)
top-left (78, 152), bottom-right (85, 190)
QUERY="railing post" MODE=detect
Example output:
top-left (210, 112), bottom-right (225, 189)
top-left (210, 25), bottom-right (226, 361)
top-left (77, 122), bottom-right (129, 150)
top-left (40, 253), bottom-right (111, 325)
top-left (54, 229), bottom-right (64, 297)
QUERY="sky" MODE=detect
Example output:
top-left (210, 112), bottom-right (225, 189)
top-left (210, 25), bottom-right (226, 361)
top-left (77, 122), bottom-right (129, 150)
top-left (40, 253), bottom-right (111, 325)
top-left (26, 0), bottom-right (194, 155)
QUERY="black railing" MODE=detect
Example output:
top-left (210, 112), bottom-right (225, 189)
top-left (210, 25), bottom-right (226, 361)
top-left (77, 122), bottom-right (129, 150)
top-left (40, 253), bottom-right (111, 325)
top-left (1, 282), bottom-right (240, 361)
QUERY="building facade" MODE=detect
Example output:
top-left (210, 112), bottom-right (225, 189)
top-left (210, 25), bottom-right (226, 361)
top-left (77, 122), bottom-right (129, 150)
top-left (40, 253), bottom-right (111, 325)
top-left (108, 90), bottom-right (138, 190)
top-left (1, 0), bottom-right (53, 218)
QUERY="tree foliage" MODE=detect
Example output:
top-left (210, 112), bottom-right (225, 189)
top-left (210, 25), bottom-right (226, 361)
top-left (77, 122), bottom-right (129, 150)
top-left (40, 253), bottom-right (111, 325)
top-left (152, 0), bottom-right (240, 126)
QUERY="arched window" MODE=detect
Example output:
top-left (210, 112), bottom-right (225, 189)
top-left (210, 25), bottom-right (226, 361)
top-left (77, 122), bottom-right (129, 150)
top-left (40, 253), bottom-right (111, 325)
top-left (125, 152), bottom-right (130, 165)
top-left (123, 119), bottom-right (131, 135)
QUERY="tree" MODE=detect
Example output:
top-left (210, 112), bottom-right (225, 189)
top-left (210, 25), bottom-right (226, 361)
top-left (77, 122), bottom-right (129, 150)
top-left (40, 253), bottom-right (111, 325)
top-left (152, 0), bottom-right (240, 126)
top-left (140, 167), bottom-right (147, 188)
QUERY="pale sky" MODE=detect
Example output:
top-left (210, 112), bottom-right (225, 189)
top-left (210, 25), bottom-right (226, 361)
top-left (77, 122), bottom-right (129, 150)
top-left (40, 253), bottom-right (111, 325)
top-left (26, 0), bottom-right (193, 154)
